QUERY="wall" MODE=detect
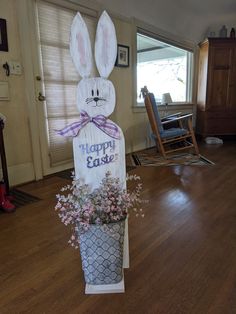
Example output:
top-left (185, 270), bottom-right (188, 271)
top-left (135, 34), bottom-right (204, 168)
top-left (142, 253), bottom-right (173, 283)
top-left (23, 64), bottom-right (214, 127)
top-left (0, 0), bottom-right (35, 186)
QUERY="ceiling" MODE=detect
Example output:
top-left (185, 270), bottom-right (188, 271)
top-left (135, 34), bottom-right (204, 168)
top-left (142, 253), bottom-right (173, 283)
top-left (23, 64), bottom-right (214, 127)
top-left (92, 0), bottom-right (236, 43)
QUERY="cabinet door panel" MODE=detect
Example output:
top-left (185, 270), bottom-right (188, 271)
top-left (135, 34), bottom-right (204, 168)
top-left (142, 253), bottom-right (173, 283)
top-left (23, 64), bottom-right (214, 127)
top-left (207, 46), bottom-right (232, 109)
top-left (208, 69), bottom-right (229, 108)
top-left (228, 48), bottom-right (236, 110)
top-left (211, 47), bottom-right (231, 67)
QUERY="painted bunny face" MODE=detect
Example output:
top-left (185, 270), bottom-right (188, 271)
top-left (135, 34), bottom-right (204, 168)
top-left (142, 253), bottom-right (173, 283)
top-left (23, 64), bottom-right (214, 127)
top-left (70, 11), bottom-right (117, 117)
top-left (77, 78), bottom-right (115, 116)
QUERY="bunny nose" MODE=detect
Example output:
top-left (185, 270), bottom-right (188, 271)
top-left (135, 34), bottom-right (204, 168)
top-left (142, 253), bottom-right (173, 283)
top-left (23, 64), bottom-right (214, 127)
top-left (94, 97), bottom-right (99, 102)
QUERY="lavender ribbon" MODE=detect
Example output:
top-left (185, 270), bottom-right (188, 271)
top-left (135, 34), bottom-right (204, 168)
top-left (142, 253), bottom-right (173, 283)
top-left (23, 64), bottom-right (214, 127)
top-left (56, 110), bottom-right (120, 140)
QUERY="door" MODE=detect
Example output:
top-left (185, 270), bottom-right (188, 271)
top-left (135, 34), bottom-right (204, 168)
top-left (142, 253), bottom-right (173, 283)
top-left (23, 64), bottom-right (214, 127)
top-left (35, 0), bottom-right (97, 175)
top-left (207, 45), bottom-right (232, 110)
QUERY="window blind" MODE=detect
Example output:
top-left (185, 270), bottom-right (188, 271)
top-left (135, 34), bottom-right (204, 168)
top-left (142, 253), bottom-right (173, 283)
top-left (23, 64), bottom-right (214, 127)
top-left (36, 0), bottom-right (96, 166)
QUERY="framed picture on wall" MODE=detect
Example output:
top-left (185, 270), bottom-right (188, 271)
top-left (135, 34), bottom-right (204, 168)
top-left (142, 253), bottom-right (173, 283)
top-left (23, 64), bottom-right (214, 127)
top-left (0, 19), bottom-right (8, 52)
top-left (115, 44), bottom-right (129, 67)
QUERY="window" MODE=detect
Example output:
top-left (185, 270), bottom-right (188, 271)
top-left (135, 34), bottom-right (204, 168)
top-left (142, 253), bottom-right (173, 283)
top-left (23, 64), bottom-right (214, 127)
top-left (137, 32), bottom-right (193, 105)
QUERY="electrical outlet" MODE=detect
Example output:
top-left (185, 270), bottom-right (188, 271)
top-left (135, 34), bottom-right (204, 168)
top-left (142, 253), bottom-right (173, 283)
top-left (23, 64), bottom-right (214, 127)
top-left (8, 61), bottom-right (22, 75)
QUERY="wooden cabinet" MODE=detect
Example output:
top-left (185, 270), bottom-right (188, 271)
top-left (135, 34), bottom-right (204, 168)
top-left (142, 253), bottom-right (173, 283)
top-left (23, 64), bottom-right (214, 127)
top-left (196, 38), bottom-right (236, 136)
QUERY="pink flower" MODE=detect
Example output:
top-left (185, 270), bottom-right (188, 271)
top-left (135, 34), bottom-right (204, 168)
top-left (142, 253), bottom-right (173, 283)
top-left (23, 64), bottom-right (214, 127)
top-left (55, 171), bottom-right (147, 249)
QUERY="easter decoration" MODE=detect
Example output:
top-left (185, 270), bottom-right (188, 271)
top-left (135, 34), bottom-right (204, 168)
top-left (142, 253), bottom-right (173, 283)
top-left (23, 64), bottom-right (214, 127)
top-left (56, 11), bottom-right (129, 294)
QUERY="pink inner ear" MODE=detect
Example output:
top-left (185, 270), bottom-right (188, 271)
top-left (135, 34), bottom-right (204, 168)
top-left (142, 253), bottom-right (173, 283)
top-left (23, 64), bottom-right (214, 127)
top-left (102, 26), bottom-right (109, 67)
top-left (76, 32), bottom-right (86, 67)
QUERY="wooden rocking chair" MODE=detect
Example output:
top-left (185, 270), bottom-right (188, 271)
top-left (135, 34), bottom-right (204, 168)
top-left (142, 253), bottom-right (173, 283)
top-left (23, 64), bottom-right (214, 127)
top-left (141, 87), bottom-right (200, 158)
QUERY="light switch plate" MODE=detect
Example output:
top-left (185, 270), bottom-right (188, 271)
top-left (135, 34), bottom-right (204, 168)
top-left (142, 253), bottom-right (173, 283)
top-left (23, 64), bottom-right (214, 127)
top-left (0, 81), bottom-right (10, 100)
top-left (8, 61), bottom-right (22, 75)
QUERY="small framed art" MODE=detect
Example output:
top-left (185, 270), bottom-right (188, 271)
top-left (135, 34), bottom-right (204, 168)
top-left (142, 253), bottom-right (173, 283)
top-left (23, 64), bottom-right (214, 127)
top-left (115, 44), bottom-right (129, 67)
top-left (0, 19), bottom-right (8, 52)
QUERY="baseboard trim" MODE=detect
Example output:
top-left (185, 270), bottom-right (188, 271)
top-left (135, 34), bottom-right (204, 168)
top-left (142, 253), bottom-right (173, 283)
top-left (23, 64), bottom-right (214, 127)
top-left (1, 162), bottom-right (35, 187)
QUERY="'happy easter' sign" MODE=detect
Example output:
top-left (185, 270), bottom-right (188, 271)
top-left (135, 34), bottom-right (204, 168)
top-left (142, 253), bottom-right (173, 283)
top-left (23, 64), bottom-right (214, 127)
top-left (79, 140), bottom-right (118, 169)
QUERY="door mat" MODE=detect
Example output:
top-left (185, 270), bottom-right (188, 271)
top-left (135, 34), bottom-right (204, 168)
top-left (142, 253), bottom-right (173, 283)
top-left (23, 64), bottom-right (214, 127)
top-left (131, 149), bottom-right (214, 167)
top-left (9, 188), bottom-right (41, 209)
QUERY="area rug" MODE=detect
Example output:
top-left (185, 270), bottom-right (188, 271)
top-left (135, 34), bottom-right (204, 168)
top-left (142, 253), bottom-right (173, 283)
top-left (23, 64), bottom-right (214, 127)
top-left (131, 149), bottom-right (214, 167)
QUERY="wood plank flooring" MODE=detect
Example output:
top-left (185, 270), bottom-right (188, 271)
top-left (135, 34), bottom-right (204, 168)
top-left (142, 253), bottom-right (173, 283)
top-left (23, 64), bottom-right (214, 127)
top-left (1, 141), bottom-right (236, 313)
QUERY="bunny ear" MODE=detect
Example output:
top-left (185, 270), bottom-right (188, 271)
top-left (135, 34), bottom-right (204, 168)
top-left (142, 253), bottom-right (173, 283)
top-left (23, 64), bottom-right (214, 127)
top-left (70, 12), bottom-right (92, 78)
top-left (95, 11), bottom-right (117, 78)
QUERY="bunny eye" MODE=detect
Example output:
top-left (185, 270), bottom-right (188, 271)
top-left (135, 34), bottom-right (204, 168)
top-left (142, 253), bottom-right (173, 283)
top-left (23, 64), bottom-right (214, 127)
top-left (97, 89), bottom-right (99, 96)
top-left (91, 89), bottom-right (94, 96)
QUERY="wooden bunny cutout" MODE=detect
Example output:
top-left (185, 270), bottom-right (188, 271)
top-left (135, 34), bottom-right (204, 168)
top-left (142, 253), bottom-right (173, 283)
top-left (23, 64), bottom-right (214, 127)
top-left (68, 11), bottom-right (126, 191)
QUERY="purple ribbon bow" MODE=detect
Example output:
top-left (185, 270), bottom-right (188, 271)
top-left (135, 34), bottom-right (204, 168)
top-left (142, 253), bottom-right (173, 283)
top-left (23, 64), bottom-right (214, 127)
top-left (56, 110), bottom-right (120, 140)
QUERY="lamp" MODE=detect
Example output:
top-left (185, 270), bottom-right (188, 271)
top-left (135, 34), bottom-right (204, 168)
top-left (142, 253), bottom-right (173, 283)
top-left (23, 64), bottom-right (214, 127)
top-left (161, 93), bottom-right (172, 115)
top-left (161, 92), bottom-right (172, 105)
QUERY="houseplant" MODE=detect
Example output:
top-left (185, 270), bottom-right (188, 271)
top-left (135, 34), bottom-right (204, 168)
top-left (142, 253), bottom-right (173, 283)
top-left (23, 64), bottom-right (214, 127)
top-left (55, 171), bottom-right (145, 285)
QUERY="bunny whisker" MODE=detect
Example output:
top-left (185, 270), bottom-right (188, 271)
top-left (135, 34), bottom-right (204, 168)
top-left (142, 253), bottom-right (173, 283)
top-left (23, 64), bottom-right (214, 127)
top-left (86, 98), bottom-right (94, 104)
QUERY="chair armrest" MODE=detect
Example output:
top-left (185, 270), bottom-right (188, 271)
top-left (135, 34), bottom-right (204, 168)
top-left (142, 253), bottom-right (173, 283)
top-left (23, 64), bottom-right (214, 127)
top-left (161, 112), bottom-right (182, 121)
top-left (161, 113), bottom-right (193, 125)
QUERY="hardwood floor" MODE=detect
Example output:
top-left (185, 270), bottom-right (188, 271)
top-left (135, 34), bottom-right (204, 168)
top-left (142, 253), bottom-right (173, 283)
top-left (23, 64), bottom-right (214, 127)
top-left (1, 141), bottom-right (236, 313)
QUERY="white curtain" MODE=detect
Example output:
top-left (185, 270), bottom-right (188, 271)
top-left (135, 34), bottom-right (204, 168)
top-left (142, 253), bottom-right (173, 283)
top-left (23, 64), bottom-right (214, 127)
top-left (36, 0), bottom-right (97, 166)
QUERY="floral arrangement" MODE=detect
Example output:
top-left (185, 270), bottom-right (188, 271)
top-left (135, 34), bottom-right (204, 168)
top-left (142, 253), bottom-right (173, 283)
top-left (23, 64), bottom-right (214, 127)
top-left (55, 171), bottom-right (145, 248)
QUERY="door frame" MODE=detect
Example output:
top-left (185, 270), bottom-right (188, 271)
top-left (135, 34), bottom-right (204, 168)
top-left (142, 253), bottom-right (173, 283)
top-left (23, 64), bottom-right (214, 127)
top-left (16, 0), bottom-right (99, 177)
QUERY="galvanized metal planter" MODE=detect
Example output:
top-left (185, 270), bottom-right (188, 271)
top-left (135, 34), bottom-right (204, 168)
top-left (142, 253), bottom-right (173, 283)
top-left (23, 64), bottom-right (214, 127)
top-left (79, 220), bottom-right (125, 285)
